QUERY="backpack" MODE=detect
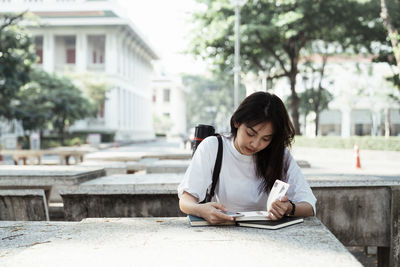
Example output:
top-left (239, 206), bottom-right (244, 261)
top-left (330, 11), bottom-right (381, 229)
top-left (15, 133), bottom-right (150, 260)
top-left (191, 124), bottom-right (223, 203)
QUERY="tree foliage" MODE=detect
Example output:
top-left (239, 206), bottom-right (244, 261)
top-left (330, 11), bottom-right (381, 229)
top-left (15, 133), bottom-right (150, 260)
top-left (380, 0), bottom-right (400, 79)
top-left (188, 0), bottom-right (387, 134)
top-left (0, 13), bottom-right (37, 120)
top-left (298, 41), bottom-right (333, 136)
top-left (182, 72), bottom-right (245, 132)
top-left (375, 0), bottom-right (400, 101)
top-left (70, 73), bottom-right (111, 117)
top-left (16, 70), bottom-right (92, 143)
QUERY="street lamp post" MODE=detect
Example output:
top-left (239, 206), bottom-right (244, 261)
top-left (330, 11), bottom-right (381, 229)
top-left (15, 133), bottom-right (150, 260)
top-left (231, 0), bottom-right (247, 109)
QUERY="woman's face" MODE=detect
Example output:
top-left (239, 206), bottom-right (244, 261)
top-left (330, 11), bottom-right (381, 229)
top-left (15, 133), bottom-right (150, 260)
top-left (233, 122), bottom-right (274, 156)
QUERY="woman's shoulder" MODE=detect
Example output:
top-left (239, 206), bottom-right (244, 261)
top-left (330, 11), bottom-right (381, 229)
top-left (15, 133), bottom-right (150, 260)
top-left (202, 134), bottom-right (231, 146)
top-left (283, 147), bottom-right (292, 158)
top-left (283, 148), bottom-right (295, 169)
top-left (201, 135), bottom-right (219, 147)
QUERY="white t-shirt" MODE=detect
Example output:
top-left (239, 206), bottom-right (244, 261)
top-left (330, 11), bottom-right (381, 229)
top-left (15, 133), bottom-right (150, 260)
top-left (177, 135), bottom-right (316, 214)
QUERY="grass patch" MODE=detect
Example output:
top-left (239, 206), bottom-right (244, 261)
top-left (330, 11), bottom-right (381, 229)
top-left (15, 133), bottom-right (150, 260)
top-left (293, 136), bottom-right (400, 151)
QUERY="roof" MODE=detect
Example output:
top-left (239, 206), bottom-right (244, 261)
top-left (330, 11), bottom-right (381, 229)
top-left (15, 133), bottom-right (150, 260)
top-left (0, 0), bottom-right (159, 59)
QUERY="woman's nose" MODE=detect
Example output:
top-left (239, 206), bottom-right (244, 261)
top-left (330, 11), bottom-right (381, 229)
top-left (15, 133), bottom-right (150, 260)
top-left (250, 139), bottom-right (260, 149)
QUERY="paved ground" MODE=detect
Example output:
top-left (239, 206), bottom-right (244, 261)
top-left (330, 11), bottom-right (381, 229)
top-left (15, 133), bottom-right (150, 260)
top-left (114, 137), bottom-right (400, 176)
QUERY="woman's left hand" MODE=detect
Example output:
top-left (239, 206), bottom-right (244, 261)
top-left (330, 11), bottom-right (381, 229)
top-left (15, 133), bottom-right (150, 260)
top-left (268, 195), bottom-right (290, 221)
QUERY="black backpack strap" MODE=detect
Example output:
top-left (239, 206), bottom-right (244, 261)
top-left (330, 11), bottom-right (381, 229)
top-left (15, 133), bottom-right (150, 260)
top-left (203, 134), bottom-right (223, 203)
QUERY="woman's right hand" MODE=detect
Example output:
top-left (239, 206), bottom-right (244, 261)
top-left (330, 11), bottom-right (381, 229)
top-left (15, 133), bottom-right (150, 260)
top-left (198, 202), bottom-right (235, 224)
top-left (179, 192), bottom-right (234, 225)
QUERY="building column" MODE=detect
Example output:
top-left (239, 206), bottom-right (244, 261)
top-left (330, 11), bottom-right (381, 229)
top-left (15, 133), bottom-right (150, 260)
top-left (43, 32), bottom-right (54, 72)
top-left (105, 32), bottom-right (117, 75)
top-left (76, 32), bottom-right (87, 73)
top-left (341, 107), bottom-right (351, 138)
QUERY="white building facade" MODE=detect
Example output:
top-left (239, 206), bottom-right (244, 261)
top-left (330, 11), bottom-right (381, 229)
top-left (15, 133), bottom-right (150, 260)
top-left (152, 72), bottom-right (187, 137)
top-left (1, 0), bottom-right (158, 141)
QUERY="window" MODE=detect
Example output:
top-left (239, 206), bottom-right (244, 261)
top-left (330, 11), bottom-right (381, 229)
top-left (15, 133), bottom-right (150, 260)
top-left (66, 49), bottom-right (76, 64)
top-left (88, 35), bottom-right (105, 65)
top-left (34, 36), bottom-right (43, 64)
top-left (36, 49), bottom-right (43, 64)
top-left (163, 88), bottom-right (170, 103)
top-left (92, 51), bottom-right (97, 63)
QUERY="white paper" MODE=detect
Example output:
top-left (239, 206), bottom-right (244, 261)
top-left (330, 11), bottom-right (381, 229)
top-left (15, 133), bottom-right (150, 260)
top-left (266, 180), bottom-right (290, 212)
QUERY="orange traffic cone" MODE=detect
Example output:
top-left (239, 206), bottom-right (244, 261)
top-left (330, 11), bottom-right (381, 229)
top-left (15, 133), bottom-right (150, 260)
top-left (354, 144), bottom-right (361, 169)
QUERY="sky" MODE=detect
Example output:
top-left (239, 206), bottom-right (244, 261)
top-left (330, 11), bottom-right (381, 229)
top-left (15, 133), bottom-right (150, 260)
top-left (117, 0), bottom-right (207, 75)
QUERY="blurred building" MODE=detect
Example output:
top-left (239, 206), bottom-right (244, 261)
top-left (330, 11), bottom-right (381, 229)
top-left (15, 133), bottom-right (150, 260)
top-left (315, 61), bottom-right (400, 137)
top-left (152, 71), bottom-right (187, 137)
top-left (246, 58), bottom-right (400, 137)
top-left (1, 0), bottom-right (158, 142)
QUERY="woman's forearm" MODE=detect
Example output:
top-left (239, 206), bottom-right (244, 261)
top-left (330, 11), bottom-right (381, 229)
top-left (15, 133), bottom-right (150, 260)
top-left (291, 201), bottom-right (314, 217)
top-left (179, 192), bottom-right (235, 224)
top-left (179, 192), bottom-right (202, 217)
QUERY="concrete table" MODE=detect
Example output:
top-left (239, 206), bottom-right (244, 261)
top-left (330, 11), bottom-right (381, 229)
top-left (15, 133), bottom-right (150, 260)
top-left (0, 165), bottom-right (106, 203)
top-left (146, 160), bottom-right (190, 174)
top-left (306, 174), bottom-right (400, 267)
top-left (0, 189), bottom-right (49, 221)
top-left (84, 151), bottom-right (191, 162)
top-left (84, 151), bottom-right (144, 162)
top-left (79, 160), bottom-right (129, 175)
top-left (0, 217), bottom-right (361, 267)
top-left (1, 149), bottom-right (89, 165)
top-left (143, 159), bottom-right (308, 174)
top-left (61, 173), bottom-right (184, 221)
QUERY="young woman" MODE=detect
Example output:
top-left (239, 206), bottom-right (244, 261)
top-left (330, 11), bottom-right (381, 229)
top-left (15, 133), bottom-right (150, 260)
top-left (178, 92), bottom-right (316, 224)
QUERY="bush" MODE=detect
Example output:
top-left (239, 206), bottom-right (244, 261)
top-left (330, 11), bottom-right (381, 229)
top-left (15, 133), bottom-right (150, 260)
top-left (293, 136), bottom-right (400, 151)
top-left (40, 131), bottom-right (115, 149)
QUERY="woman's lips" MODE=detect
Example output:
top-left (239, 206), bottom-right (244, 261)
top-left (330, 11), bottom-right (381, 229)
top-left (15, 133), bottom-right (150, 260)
top-left (245, 147), bottom-right (255, 153)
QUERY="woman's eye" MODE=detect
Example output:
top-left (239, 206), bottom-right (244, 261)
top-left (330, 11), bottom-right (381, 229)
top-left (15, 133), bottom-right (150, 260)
top-left (246, 132), bottom-right (254, 137)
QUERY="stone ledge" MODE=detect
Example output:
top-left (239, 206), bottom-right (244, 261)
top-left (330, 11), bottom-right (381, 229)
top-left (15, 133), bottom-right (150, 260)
top-left (0, 217), bottom-right (362, 267)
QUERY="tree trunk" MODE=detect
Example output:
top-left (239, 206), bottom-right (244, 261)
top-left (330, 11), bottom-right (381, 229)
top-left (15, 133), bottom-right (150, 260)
top-left (60, 118), bottom-right (66, 146)
top-left (289, 74), bottom-right (301, 135)
top-left (381, 0), bottom-right (400, 77)
top-left (315, 112), bottom-right (320, 136)
top-left (385, 107), bottom-right (391, 138)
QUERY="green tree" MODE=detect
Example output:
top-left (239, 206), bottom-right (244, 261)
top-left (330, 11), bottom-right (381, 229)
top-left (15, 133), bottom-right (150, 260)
top-left (16, 70), bottom-right (92, 144)
top-left (0, 12), bottom-right (37, 120)
top-left (182, 72), bottom-right (245, 132)
top-left (376, 0), bottom-right (400, 99)
top-left (188, 0), bottom-right (386, 134)
top-left (299, 41), bottom-right (333, 136)
top-left (69, 73), bottom-right (111, 117)
top-left (15, 77), bottom-right (54, 133)
top-left (381, 0), bottom-right (400, 79)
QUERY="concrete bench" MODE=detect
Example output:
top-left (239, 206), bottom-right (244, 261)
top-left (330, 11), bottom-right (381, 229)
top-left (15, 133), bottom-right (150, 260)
top-left (61, 172), bottom-right (400, 266)
top-left (79, 160), bottom-right (147, 175)
top-left (145, 160), bottom-right (190, 174)
top-left (144, 159), bottom-right (310, 173)
top-left (306, 174), bottom-right (400, 267)
top-left (1, 149), bottom-right (89, 165)
top-left (0, 165), bottom-right (106, 203)
top-left (61, 173), bottom-right (184, 221)
top-left (0, 217), bottom-right (361, 266)
top-left (0, 189), bottom-right (49, 221)
top-left (84, 151), bottom-right (192, 162)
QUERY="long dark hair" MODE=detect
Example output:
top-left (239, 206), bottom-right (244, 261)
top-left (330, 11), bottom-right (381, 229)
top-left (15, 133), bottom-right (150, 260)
top-left (230, 91), bottom-right (295, 193)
